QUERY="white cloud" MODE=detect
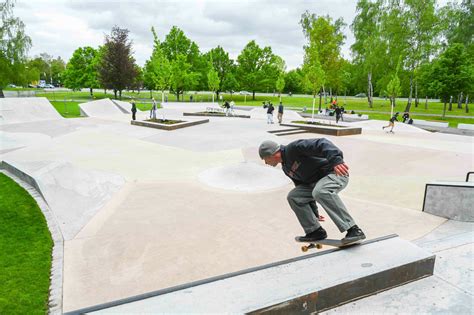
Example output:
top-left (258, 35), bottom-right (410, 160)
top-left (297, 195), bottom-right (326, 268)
top-left (12, 0), bottom-right (457, 70)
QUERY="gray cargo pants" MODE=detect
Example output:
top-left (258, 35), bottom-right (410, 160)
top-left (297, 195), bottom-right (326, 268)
top-left (287, 174), bottom-right (355, 234)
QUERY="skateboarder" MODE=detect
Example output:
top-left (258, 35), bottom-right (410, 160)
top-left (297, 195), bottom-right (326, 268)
top-left (258, 138), bottom-right (366, 243)
top-left (383, 112), bottom-right (399, 133)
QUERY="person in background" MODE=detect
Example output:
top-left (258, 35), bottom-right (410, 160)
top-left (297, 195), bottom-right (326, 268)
top-left (383, 112), bottom-right (399, 133)
top-left (266, 102), bottom-right (275, 124)
top-left (131, 99), bottom-right (137, 121)
top-left (150, 98), bottom-right (157, 119)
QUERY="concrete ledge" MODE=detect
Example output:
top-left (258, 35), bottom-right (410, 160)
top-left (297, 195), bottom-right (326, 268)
top-left (413, 119), bottom-right (449, 128)
top-left (67, 235), bottom-right (435, 314)
top-left (281, 122), bottom-right (362, 136)
top-left (458, 123), bottom-right (474, 130)
top-left (183, 112), bottom-right (250, 118)
top-left (131, 118), bottom-right (209, 130)
top-left (423, 181), bottom-right (474, 222)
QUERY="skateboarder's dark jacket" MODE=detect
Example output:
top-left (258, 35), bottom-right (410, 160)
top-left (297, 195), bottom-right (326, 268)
top-left (280, 138), bottom-right (344, 186)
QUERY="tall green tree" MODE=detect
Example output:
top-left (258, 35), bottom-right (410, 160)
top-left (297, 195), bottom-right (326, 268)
top-left (0, 0), bottom-right (31, 96)
top-left (221, 71), bottom-right (239, 95)
top-left (301, 12), bottom-right (345, 101)
top-left (63, 46), bottom-right (99, 96)
top-left (385, 57), bottom-right (402, 117)
top-left (144, 27), bottom-right (171, 102)
top-left (284, 69), bottom-right (303, 94)
top-left (204, 46), bottom-right (234, 98)
top-left (161, 26), bottom-right (202, 97)
top-left (236, 40), bottom-right (280, 100)
top-left (275, 73), bottom-right (285, 102)
top-left (97, 26), bottom-right (138, 99)
top-left (351, 0), bottom-right (384, 107)
top-left (403, 0), bottom-right (440, 112)
top-left (425, 44), bottom-right (472, 117)
top-left (207, 65), bottom-right (220, 103)
top-left (302, 45), bottom-right (326, 119)
top-left (169, 54), bottom-right (199, 101)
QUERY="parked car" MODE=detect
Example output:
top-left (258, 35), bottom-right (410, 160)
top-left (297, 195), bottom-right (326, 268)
top-left (239, 91), bottom-right (251, 95)
top-left (355, 93), bottom-right (367, 98)
top-left (7, 84), bottom-right (17, 88)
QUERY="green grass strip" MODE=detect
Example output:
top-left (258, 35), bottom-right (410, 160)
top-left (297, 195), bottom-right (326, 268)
top-left (0, 173), bottom-right (53, 314)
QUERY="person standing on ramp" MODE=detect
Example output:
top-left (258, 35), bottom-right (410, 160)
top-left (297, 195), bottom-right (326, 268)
top-left (258, 138), bottom-right (366, 243)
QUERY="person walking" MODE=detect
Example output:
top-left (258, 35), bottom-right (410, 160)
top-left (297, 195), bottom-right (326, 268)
top-left (230, 100), bottom-right (235, 116)
top-left (335, 106), bottom-right (342, 124)
top-left (150, 98), bottom-right (157, 119)
top-left (223, 101), bottom-right (230, 116)
top-left (277, 102), bottom-right (284, 124)
top-left (131, 99), bottom-right (137, 121)
top-left (267, 102), bottom-right (275, 124)
top-left (258, 138), bottom-right (366, 243)
top-left (383, 112), bottom-right (399, 133)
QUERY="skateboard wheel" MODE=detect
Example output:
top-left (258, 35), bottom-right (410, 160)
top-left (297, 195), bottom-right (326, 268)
top-left (316, 244), bottom-right (323, 249)
top-left (301, 246), bottom-right (308, 252)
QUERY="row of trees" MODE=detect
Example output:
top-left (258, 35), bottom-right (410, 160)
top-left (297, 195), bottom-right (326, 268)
top-left (1, 0), bottom-right (472, 112)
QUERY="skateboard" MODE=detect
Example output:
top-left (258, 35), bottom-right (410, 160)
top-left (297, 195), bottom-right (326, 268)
top-left (295, 237), bottom-right (362, 252)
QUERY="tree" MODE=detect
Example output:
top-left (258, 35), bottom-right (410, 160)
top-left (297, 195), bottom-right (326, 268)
top-left (169, 54), bottom-right (199, 101)
top-left (97, 26), bottom-right (137, 99)
top-left (275, 73), bottom-right (285, 102)
top-left (403, 0), bottom-right (440, 112)
top-left (301, 12), bottom-right (345, 102)
top-left (144, 27), bottom-right (171, 103)
top-left (207, 65), bottom-right (220, 103)
top-left (385, 57), bottom-right (402, 117)
top-left (351, 0), bottom-right (384, 107)
top-left (161, 26), bottom-right (201, 97)
top-left (0, 0), bottom-right (31, 96)
top-left (426, 44), bottom-right (472, 117)
top-left (221, 71), bottom-right (239, 95)
top-left (284, 69), bottom-right (303, 94)
top-left (236, 40), bottom-right (280, 100)
top-left (204, 46), bottom-right (234, 98)
top-left (63, 46), bottom-right (99, 96)
top-left (302, 45), bottom-right (326, 119)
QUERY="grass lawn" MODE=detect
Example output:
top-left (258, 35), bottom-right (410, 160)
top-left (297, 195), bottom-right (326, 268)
top-left (49, 101), bottom-right (152, 117)
top-left (0, 173), bottom-right (53, 314)
top-left (50, 101), bottom-right (82, 118)
top-left (33, 89), bottom-right (472, 124)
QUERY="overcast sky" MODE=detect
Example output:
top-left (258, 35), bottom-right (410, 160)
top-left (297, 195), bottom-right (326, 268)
top-left (15, 0), bottom-right (453, 70)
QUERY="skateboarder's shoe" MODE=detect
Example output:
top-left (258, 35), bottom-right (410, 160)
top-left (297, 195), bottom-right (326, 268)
top-left (298, 226), bottom-right (327, 242)
top-left (342, 225), bottom-right (366, 243)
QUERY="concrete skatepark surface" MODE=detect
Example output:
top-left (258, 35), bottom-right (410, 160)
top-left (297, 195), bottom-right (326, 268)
top-left (1, 97), bottom-right (473, 312)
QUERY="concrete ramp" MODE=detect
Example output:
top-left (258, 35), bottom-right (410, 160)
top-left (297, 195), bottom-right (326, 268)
top-left (1, 159), bottom-right (125, 240)
top-left (79, 99), bottom-right (126, 118)
top-left (0, 97), bottom-right (63, 125)
top-left (67, 235), bottom-right (435, 314)
top-left (111, 100), bottom-right (133, 114)
top-left (423, 181), bottom-right (474, 222)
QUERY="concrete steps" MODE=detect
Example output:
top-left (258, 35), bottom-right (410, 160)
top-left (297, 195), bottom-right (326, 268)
top-left (268, 127), bottom-right (309, 136)
top-left (67, 235), bottom-right (435, 314)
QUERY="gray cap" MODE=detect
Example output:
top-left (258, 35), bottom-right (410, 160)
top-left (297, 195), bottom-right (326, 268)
top-left (259, 140), bottom-right (280, 159)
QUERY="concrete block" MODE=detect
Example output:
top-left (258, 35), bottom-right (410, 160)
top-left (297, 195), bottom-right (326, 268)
top-left (413, 119), bottom-right (449, 128)
top-left (71, 235), bottom-right (435, 314)
top-left (423, 181), bottom-right (474, 222)
top-left (457, 123), bottom-right (474, 130)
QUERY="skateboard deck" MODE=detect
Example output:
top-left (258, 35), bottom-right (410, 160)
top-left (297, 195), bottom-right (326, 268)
top-left (295, 237), bottom-right (362, 252)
